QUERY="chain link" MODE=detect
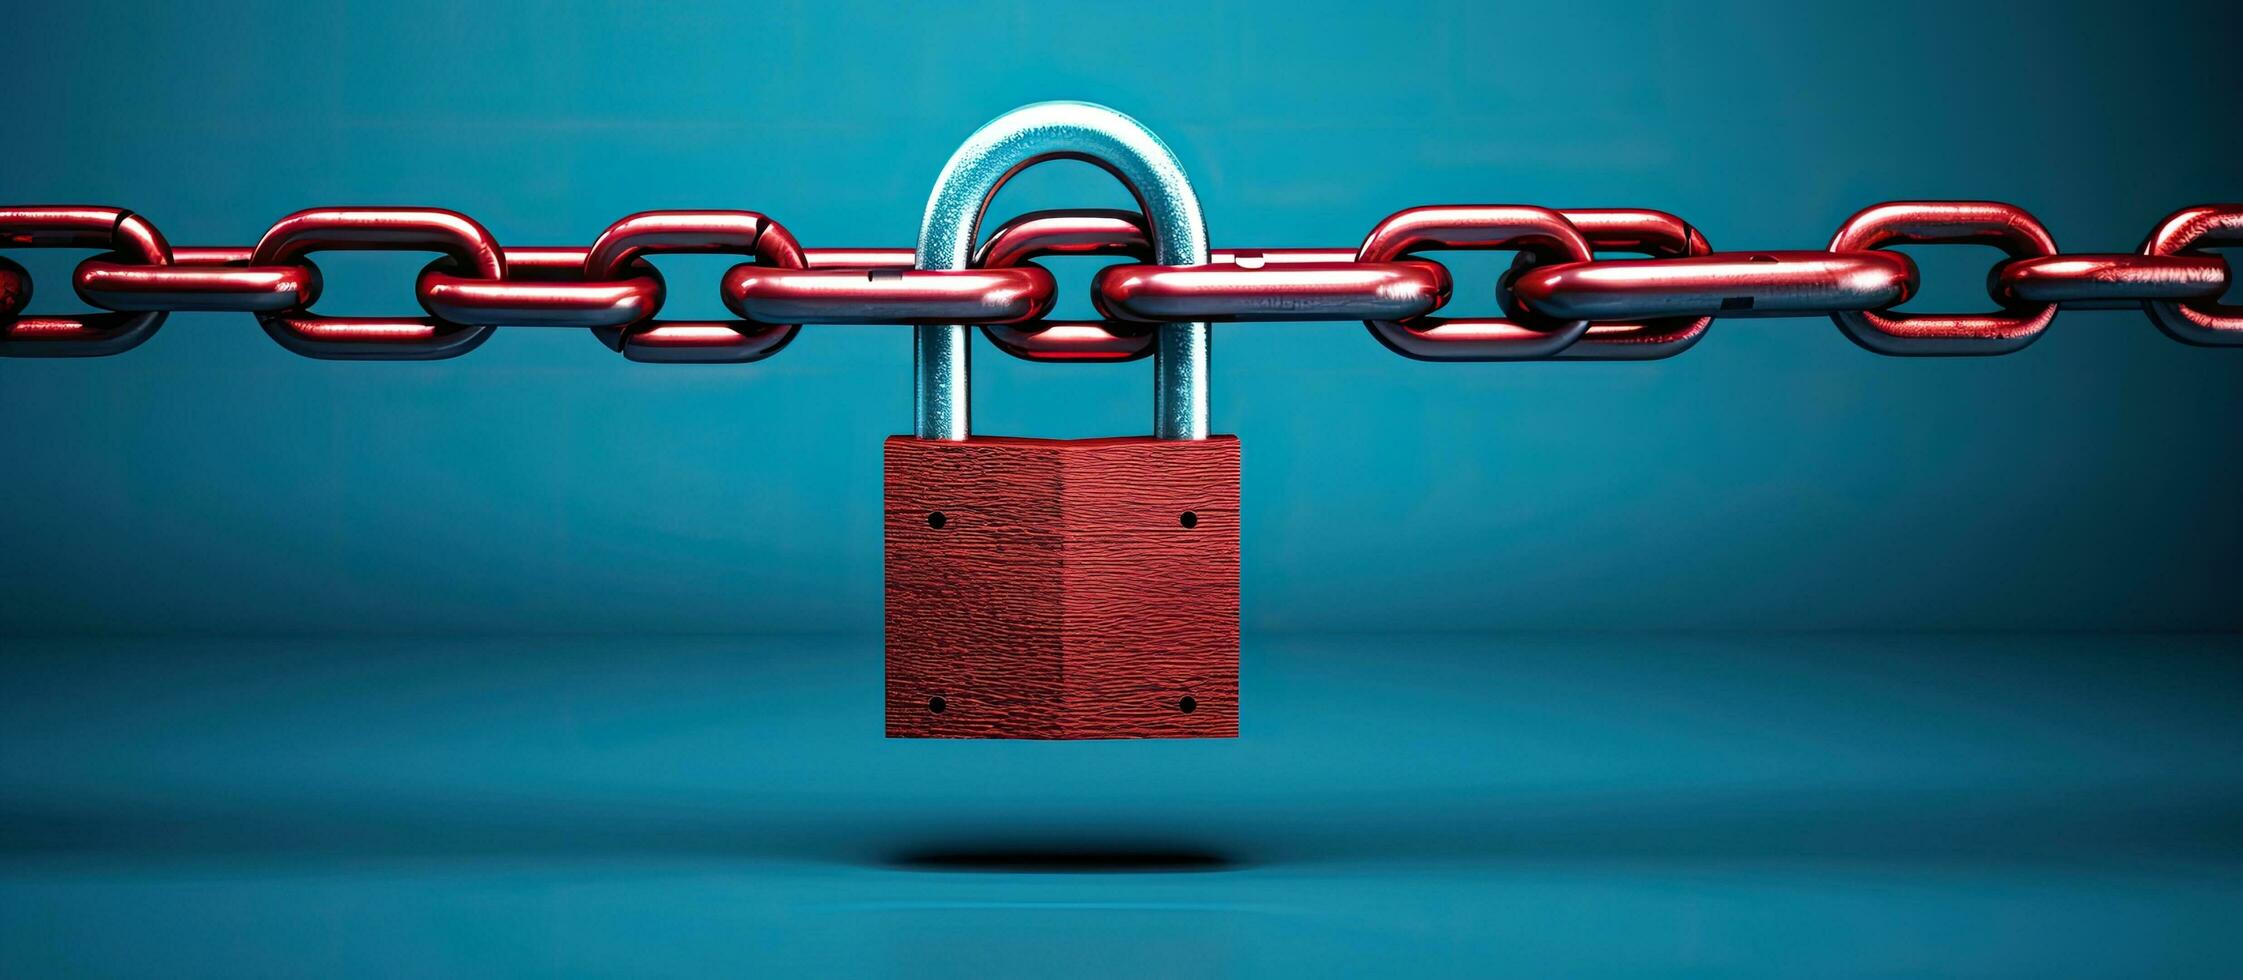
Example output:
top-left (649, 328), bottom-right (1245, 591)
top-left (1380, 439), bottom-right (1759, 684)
top-left (77, 245), bottom-right (315, 314)
top-left (1357, 205), bottom-right (1596, 361)
top-left (580, 210), bottom-right (804, 364)
top-left (419, 246), bottom-right (664, 331)
top-left (1825, 202), bottom-right (2061, 356)
top-left (2140, 205), bottom-right (2243, 346)
top-left (249, 207), bottom-right (507, 360)
top-left (1, 206), bottom-right (171, 357)
top-left (3, 200), bottom-right (2237, 360)
top-left (1517, 209), bottom-right (1713, 361)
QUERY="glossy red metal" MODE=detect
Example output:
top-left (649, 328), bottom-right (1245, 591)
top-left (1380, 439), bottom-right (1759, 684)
top-left (2139, 205), bottom-right (2243, 345)
top-left (725, 265), bottom-right (1056, 324)
top-left (1513, 250), bottom-right (1918, 321)
top-left (0, 206), bottom-right (167, 253)
top-left (978, 210), bottom-right (1147, 268)
top-left (977, 212), bottom-right (1454, 326)
top-left (1517, 209), bottom-right (1714, 360)
top-left (985, 231), bottom-right (1378, 297)
top-left (1993, 252), bottom-right (2228, 310)
top-left (974, 209), bottom-right (1160, 362)
top-left (78, 245), bottom-right (318, 313)
top-left (0, 206), bottom-right (170, 357)
top-left (250, 208), bottom-right (506, 360)
top-left (580, 210), bottom-right (804, 363)
top-left (1826, 201), bottom-right (2058, 356)
top-left (0, 256), bottom-right (28, 318)
top-left (1093, 251), bottom-right (1447, 323)
top-left (12, 198), bottom-right (2239, 361)
top-left (1356, 205), bottom-right (1594, 360)
top-left (417, 247), bottom-right (664, 329)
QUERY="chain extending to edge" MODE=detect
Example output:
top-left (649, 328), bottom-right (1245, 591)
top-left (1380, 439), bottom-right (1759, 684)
top-left (2, 201), bottom-right (2238, 360)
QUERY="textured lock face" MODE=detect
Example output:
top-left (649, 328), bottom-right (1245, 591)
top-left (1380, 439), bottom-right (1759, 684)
top-left (884, 435), bottom-right (1241, 739)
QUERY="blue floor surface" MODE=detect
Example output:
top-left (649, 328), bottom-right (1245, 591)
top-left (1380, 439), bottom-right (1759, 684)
top-left (3, 633), bottom-right (2239, 976)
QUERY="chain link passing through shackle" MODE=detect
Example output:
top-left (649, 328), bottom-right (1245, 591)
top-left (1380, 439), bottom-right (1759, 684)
top-left (5, 104), bottom-right (2239, 379)
top-left (912, 101), bottom-right (1210, 441)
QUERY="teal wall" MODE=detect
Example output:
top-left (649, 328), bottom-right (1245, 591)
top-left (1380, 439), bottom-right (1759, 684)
top-left (3, 0), bottom-right (2239, 634)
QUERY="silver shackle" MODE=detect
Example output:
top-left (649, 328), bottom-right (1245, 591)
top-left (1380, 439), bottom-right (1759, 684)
top-left (913, 101), bottom-right (1211, 441)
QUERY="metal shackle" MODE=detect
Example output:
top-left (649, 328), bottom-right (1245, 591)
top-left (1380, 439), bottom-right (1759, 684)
top-left (913, 101), bottom-right (1210, 441)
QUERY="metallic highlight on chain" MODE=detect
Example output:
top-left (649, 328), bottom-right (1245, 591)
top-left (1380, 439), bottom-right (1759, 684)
top-left (4, 200), bottom-right (2239, 362)
top-left (1825, 201), bottom-right (2060, 357)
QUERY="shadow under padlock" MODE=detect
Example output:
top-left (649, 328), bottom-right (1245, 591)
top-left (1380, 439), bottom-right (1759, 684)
top-left (884, 102), bottom-right (1240, 739)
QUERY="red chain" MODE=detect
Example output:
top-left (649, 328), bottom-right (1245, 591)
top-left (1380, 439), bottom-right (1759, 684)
top-left (1518, 209), bottom-right (1713, 361)
top-left (2, 201), bottom-right (2236, 360)
top-left (1825, 202), bottom-right (2061, 356)
top-left (2139, 206), bottom-right (2243, 345)
top-left (1, 207), bottom-right (171, 357)
top-left (249, 207), bottom-right (508, 360)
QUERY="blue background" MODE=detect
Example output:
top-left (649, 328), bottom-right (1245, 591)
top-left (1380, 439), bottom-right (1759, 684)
top-left (3, 2), bottom-right (2241, 977)
top-left (3, 0), bottom-right (2239, 635)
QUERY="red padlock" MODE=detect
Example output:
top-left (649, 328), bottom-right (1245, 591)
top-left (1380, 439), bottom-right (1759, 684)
top-left (885, 102), bottom-right (1240, 739)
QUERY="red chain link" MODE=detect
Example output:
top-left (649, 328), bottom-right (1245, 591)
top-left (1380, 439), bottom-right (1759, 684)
top-left (1826, 202), bottom-right (2060, 356)
top-left (1513, 209), bottom-right (1713, 360)
top-left (1, 207), bottom-right (170, 357)
top-left (77, 245), bottom-right (316, 315)
top-left (968, 209), bottom-right (1160, 362)
top-left (2139, 205), bottom-right (2243, 346)
top-left (1097, 249), bottom-right (1444, 324)
top-left (1357, 206), bottom-right (1594, 361)
top-left (2, 201), bottom-right (2236, 360)
top-left (1994, 253), bottom-right (2228, 310)
top-left (581, 210), bottom-right (803, 364)
top-left (250, 207), bottom-right (507, 360)
top-left (728, 264), bottom-right (1056, 326)
top-left (1513, 251), bottom-right (1916, 323)
top-left (418, 246), bottom-right (664, 330)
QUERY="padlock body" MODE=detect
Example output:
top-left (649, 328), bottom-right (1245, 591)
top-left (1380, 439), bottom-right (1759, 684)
top-left (884, 435), bottom-right (1240, 739)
